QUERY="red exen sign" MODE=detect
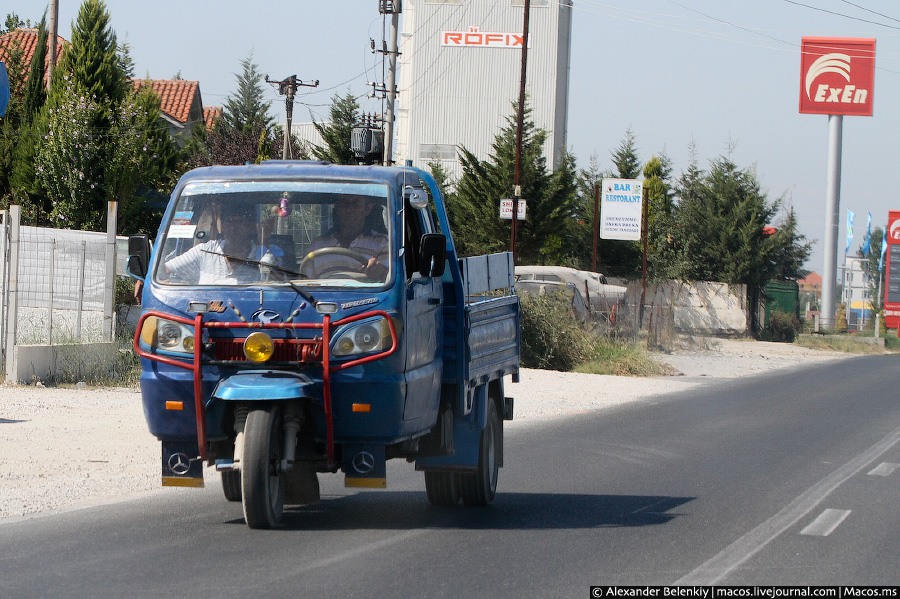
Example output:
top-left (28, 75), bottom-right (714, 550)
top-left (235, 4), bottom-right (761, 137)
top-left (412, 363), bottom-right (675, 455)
top-left (799, 37), bottom-right (875, 116)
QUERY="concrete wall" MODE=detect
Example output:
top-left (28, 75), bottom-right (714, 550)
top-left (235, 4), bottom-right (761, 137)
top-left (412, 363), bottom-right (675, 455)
top-left (626, 281), bottom-right (749, 336)
top-left (10, 342), bottom-right (120, 385)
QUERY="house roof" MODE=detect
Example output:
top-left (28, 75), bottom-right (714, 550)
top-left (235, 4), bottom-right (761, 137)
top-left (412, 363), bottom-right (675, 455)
top-left (0, 28), bottom-right (68, 80)
top-left (799, 272), bottom-right (822, 286)
top-left (204, 105), bottom-right (222, 129)
top-left (133, 79), bottom-right (200, 125)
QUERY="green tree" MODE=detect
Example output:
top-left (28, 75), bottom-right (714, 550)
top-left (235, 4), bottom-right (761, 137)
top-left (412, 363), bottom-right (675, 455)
top-left (194, 52), bottom-right (275, 166)
top-left (311, 91), bottom-right (359, 164)
top-left (221, 51), bottom-right (272, 135)
top-left (50, 0), bottom-right (127, 108)
top-left (768, 205), bottom-right (812, 281)
top-left (644, 153), bottom-right (677, 280)
top-left (447, 102), bottom-right (579, 264)
top-left (22, 13), bottom-right (48, 123)
top-left (109, 83), bottom-right (180, 234)
top-left (673, 155), bottom-right (778, 285)
top-left (36, 83), bottom-right (106, 228)
top-left (611, 127), bottom-right (642, 179)
top-left (858, 225), bottom-right (884, 312)
top-left (33, 1), bottom-right (180, 231)
top-left (0, 18), bottom-right (29, 207)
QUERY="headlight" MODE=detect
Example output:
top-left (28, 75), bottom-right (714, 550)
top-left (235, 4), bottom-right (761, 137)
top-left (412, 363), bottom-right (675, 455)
top-left (332, 317), bottom-right (394, 357)
top-left (140, 315), bottom-right (195, 355)
top-left (243, 331), bottom-right (274, 363)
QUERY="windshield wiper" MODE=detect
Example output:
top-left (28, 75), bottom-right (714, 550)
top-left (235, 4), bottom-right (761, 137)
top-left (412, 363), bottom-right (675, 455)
top-left (201, 249), bottom-right (317, 306)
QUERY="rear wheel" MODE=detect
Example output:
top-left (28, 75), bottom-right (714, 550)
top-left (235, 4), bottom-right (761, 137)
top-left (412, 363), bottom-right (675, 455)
top-left (221, 470), bottom-right (241, 502)
top-left (458, 400), bottom-right (500, 506)
top-left (241, 405), bottom-right (284, 529)
top-left (424, 471), bottom-right (460, 506)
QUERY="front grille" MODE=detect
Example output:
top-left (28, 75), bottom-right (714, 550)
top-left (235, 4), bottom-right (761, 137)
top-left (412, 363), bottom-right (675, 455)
top-left (210, 337), bottom-right (322, 363)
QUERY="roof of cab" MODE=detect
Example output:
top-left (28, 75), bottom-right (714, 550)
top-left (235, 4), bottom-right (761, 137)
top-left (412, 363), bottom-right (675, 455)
top-left (178, 161), bottom-right (418, 186)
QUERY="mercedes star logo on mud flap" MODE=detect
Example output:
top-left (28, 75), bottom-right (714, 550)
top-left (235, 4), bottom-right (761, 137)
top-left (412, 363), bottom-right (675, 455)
top-left (351, 451), bottom-right (375, 474)
top-left (168, 453), bottom-right (191, 475)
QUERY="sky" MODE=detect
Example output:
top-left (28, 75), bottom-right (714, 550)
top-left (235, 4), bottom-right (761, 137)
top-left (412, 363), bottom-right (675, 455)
top-left (6, 0), bottom-right (900, 277)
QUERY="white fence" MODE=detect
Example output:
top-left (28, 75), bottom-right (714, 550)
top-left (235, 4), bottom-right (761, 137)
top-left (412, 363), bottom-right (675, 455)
top-left (1, 204), bottom-right (127, 383)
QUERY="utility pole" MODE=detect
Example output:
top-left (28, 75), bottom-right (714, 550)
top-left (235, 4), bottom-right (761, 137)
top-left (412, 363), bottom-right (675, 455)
top-left (47, 0), bottom-right (59, 91)
top-left (377, 0), bottom-right (401, 166)
top-left (510, 0), bottom-right (532, 264)
top-left (266, 75), bottom-right (318, 160)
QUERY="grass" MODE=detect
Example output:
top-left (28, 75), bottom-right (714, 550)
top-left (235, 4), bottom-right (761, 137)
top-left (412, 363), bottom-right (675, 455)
top-left (573, 337), bottom-right (671, 377)
top-left (795, 333), bottom-right (895, 354)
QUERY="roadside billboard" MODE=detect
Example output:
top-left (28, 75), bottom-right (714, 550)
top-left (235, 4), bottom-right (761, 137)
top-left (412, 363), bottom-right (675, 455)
top-left (600, 178), bottom-right (642, 241)
top-left (799, 37), bottom-right (875, 116)
top-left (883, 211), bottom-right (900, 330)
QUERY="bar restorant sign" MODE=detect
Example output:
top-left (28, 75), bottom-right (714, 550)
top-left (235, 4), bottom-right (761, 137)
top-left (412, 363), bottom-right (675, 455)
top-left (600, 178), bottom-right (642, 241)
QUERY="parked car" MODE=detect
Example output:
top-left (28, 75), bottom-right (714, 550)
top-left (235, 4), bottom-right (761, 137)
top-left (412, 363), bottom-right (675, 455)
top-left (514, 265), bottom-right (626, 314)
top-left (514, 279), bottom-right (589, 322)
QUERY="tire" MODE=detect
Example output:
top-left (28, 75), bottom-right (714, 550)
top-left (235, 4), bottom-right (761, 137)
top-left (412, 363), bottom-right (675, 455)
top-left (424, 471), bottom-right (460, 506)
top-left (458, 399), bottom-right (500, 506)
top-left (241, 405), bottom-right (285, 529)
top-left (221, 470), bottom-right (242, 502)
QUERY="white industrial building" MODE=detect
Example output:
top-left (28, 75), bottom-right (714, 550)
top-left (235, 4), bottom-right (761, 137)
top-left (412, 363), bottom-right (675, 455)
top-left (393, 0), bottom-right (573, 178)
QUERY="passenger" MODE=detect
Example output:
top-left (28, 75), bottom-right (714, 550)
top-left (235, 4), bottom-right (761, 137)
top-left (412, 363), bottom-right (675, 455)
top-left (301, 196), bottom-right (389, 280)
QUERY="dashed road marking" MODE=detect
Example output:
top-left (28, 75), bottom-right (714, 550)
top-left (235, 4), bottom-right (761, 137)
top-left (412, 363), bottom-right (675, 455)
top-left (800, 508), bottom-right (851, 536)
top-left (675, 422), bottom-right (900, 585)
top-left (867, 462), bottom-right (898, 477)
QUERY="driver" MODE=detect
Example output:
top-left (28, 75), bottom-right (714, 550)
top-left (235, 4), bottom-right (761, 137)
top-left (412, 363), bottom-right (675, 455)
top-left (300, 196), bottom-right (388, 280)
top-left (164, 202), bottom-right (283, 284)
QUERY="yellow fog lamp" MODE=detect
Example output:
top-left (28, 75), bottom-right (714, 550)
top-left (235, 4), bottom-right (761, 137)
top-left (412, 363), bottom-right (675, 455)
top-left (243, 331), bottom-right (275, 363)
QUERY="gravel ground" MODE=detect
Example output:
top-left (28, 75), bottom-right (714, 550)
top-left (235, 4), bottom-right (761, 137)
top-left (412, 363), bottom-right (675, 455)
top-left (0, 338), bottom-right (853, 522)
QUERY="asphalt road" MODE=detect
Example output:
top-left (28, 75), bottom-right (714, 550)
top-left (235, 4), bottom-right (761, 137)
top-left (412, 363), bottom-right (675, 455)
top-left (1, 356), bottom-right (897, 597)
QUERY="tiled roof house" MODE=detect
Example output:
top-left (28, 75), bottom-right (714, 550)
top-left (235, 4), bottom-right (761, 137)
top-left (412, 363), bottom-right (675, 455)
top-left (0, 27), bottom-right (67, 84)
top-left (799, 272), bottom-right (822, 296)
top-left (133, 79), bottom-right (212, 144)
top-left (2, 28), bottom-right (221, 145)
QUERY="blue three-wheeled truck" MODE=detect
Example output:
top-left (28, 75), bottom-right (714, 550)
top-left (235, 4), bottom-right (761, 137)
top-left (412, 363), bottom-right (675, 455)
top-left (129, 161), bottom-right (521, 528)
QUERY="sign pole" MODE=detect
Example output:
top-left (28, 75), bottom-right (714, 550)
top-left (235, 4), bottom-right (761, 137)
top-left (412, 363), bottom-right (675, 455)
top-left (639, 185), bottom-right (649, 328)
top-left (592, 182), bottom-right (599, 272)
top-left (821, 114), bottom-right (843, 330)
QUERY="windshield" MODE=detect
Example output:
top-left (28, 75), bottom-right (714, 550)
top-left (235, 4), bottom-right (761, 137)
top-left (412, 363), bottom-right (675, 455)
top-left (154, 180), bottom-right (391, 287)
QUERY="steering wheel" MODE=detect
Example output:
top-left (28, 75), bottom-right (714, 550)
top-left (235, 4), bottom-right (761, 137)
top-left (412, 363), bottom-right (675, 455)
top-left (299, 247), bottom-right (371, 278)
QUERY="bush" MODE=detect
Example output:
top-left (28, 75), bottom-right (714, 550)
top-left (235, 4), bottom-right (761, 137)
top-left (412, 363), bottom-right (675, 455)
top-left (519, 289), bottom-right (595, 371)
top-left (760, 310), bottom-right (800, 343)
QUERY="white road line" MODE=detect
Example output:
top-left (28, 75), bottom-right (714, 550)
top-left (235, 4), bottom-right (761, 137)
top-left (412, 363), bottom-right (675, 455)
top-left (800, 508), bottom-right (851, 536)
top-left (675, 421), bottom-right (900, 586)
top-left (867, 462), bottom-right (898, 477)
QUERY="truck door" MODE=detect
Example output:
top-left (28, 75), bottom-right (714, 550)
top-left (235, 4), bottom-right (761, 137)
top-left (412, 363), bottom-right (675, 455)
top-left (402, 198), bottom-right (443, 425)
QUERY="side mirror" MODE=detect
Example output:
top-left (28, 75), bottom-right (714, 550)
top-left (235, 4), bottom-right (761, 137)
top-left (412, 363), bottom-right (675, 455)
top-left (419, 233), bottom-right (446, 278)
top-left (127, 234), bottom-right (150, 280)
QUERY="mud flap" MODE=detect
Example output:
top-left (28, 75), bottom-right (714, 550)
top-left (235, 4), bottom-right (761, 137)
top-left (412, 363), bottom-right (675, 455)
top-left (343, 444), bottom-right (387, 488)
top-left (161, 440), bottom-right (205, 487)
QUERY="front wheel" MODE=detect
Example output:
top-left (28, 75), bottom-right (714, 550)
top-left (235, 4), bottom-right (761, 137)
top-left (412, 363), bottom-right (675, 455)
top-left (458, 400), bottom-right (500, 506)
top-left (241, 405), bottom-right (284, 529)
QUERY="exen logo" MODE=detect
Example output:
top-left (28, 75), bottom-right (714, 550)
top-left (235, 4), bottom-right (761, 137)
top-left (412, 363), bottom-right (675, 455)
top-left (799, 37), bottom-right (875, 116)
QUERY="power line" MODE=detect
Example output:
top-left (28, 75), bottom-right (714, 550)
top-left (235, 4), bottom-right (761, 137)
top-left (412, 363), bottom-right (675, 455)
top-left (781, 0), bottom-right (900, 29)
top-left (838, 0), bottom-right (900, 24)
